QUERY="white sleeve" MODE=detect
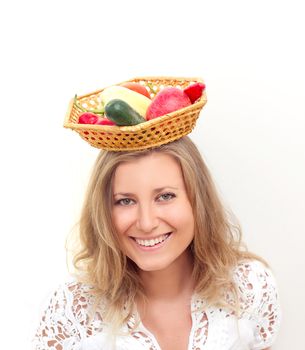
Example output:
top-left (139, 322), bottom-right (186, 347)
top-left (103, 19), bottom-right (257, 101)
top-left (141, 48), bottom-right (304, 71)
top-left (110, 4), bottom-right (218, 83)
top-left (32, 284), bottom-right (83, 350)
top-left (234, 260), bottom-right (282, 349)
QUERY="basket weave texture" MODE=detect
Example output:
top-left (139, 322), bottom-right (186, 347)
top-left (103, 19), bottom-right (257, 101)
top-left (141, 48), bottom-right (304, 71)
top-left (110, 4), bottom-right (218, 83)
top-left (64, 76), bottom-right (207, 151)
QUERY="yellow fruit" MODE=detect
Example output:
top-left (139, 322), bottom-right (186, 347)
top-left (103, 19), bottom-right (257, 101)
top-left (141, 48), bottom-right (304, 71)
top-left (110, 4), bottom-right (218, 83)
top-left (99, 86), bottom-right (151, 118)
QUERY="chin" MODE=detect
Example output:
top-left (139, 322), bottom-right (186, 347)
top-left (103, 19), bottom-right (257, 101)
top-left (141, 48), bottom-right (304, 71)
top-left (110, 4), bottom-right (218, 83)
top-left (134, 258), bottom-right (172, 272)
top-left (138, 264), bottom-right (165, 272)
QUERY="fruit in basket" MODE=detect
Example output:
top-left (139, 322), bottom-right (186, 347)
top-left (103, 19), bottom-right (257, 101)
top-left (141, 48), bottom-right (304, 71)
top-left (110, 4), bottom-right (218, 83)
top-left (105, 99), bottom-right (146, 126)
top-left (78, 112), bottom-right (116, 126)
top-left (78, 112), bottom-right (99, 124)
top-left (100, 86), bottom-right (151, 118)
top-left (120, 82), bottom-right (151, 99)
top-left (183, 82), bottom-right (205, 103)
top-left (145, 87), bottom-right (192, 120)
top-left (95, 118), bottom-right (116, 126)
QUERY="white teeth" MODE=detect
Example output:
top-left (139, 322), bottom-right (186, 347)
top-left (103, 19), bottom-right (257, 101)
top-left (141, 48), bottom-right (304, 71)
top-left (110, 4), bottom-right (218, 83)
top-left (134, 233), bottom-right (170, 247)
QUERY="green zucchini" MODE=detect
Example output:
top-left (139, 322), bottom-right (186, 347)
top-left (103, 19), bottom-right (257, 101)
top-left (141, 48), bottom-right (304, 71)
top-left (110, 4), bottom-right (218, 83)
top-left (105, 99), bottom-right (146, 126)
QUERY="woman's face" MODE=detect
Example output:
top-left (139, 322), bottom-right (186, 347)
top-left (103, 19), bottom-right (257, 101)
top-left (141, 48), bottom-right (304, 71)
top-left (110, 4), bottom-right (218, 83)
top-left (112, 153), bottom-right (194, 272)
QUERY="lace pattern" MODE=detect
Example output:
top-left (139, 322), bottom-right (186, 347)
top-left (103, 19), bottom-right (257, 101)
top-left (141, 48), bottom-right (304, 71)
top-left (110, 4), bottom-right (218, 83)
top-left (32, 260), bottom-right (281, 349)
top-left (233, 260), bottom-right (281, 347)
top-left (235, 261), bottom-right (280, 348)
top-left (191, 297), bottom-right (209, 349)
top-left (33, 282), bottom-right (104, 350)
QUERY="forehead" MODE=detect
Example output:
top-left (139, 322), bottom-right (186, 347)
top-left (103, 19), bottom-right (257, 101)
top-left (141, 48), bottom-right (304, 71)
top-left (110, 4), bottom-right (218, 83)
top-left (112, 153), bottom-right (184, 191)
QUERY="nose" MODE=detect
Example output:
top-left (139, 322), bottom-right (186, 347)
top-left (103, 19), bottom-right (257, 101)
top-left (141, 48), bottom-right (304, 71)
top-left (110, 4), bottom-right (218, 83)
top-left (135, 203), bottom-right (159, 233)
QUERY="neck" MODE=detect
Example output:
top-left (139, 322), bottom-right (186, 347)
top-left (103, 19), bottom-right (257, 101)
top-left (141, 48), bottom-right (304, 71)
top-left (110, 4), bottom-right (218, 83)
top-left (138, 249), bottom-right (194, 301)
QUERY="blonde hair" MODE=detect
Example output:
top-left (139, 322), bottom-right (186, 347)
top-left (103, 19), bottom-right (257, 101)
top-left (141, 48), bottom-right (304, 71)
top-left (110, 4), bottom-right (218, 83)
top-left (69, 136), bottom-right (265, 334)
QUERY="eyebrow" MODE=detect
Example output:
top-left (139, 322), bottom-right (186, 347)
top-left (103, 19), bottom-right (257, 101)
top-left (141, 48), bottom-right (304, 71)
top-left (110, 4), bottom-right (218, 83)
top-left (113, 186), bottom-right (179, 197)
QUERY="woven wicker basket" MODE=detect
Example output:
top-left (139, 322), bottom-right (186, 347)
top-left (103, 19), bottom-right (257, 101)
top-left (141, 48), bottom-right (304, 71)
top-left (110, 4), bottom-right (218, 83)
top-left (64, 76), bottom-right (207, 151)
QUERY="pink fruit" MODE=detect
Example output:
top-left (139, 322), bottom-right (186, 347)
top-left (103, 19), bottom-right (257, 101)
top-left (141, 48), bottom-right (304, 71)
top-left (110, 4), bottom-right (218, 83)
top-left (95, 118), bottom-right (116, 126)
top-left (146, 87), bottom-right (192, 120)
top-left (78, 112), bottom-right (99, 124)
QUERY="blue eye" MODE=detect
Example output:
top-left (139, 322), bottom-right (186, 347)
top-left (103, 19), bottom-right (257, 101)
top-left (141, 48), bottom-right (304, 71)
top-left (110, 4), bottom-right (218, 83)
top-left (158, 192), bottom-right (176, 201)
top-left (114, 193), bottom-right (176, 206)
top-left (115, 198), bottom-right (134, 206)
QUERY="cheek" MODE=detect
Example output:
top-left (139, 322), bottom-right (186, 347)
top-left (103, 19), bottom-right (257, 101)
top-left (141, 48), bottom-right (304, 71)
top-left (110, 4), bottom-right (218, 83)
top-left (112, 207), bottom-right (136, 235)
top-left (179, 202), bottom-right (194, 231)
top-left (165, 202), bottom-right (194, 230)
top-left (178, 211), bottom-right (194, 232)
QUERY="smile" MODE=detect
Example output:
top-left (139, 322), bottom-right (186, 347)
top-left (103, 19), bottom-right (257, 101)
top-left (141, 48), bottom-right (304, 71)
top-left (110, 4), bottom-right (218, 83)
top-left (132, 233), bottom-right (172, 247)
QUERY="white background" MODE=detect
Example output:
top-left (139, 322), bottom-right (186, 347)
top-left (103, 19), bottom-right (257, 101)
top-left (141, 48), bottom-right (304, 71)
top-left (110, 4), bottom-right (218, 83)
top-left (0, 0), bottom-right (304, 349)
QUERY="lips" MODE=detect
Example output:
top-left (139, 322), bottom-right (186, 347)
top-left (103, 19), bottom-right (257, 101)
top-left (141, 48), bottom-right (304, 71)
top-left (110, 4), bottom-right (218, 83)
top-left (132, 233), bottom-right (172, 247)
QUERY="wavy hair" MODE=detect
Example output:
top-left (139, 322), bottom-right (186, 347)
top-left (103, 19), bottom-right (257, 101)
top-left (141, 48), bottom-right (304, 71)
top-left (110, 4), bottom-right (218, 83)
top-left (68, 136), bottom-right (265, 334)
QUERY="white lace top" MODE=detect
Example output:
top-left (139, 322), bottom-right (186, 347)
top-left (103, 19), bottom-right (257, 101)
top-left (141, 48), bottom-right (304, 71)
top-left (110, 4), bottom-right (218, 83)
top-left (32, 260), bottom-right (281, 350)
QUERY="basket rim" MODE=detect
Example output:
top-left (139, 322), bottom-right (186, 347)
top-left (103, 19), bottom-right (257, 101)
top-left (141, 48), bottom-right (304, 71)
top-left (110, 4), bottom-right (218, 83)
top-left (74, 76), bottom-right (204, 100)
top-left (64, 91), bottom-right (207, 133)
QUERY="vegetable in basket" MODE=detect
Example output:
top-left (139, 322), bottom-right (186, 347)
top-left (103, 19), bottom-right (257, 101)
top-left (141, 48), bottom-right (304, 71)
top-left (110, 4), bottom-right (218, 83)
top-left (183, 82), bottom-right (205, 103)
top-left (100, 86), bottom-right (151, 118)
top-left (95, 118), bottom-right (116, 126)
top-left (78, 112), bottom-right (100, 124)
top-left (105, 99), bottom-right (146, 126)
top-left (78, 112), bottom-right (116, 126)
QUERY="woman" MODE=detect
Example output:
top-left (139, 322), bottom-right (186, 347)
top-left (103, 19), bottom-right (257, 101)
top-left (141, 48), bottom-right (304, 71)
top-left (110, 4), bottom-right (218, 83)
top-left (33, 136), bottom-right (281, 349)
